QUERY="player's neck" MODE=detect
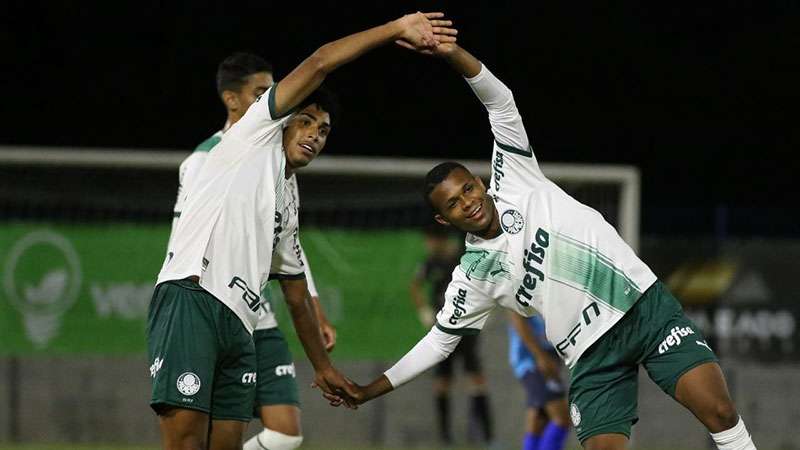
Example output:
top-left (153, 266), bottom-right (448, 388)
top-left (474, 211), bottom-right (502, 240)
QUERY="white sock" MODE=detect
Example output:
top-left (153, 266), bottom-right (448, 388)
top-left (710, 417), bottom-right (756, 450)
top-left (243, 427), bottom-right (303, 450)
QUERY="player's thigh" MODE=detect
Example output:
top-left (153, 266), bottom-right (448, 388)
top-left (582, 433), bottom-right (628, 450)
top-left (641, 286), bottom-right (718, 399)
top-left (208, 419), bottom-right (248, 450)
top-left (674, 361), bottom-right (738, 432)
top-left (157, 407), bottom-right (209, 450)
top-left (209, 309), bottom-right (257, 423)
top-left (253, 328), bottom-right (301, 414)
top-left (568, 337), bottom-right (639, 444)
top-left (147, 280), bottom-right (221, 418)
top-left (258, 404), bottom-right (302, 436)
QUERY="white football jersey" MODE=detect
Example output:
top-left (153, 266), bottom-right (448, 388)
top-left (158, 85), bottom-right (305, 333)
top-left (435, 66), bottom-right (657, 368)
top-left (255, 174), bottom-right (317, 330)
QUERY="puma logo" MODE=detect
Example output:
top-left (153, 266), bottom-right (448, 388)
top-left (696, 340), bottom-right (712, 352)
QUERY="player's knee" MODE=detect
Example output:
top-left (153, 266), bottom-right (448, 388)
top-left (244, 427), bottom-right (303, 450)
top-left (708, 400), bottom-right (739, 431)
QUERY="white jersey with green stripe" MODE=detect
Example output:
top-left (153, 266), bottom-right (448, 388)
top-left (157, 85), bottom-right (305, 333)
top-left (435, 65), bottom-right (657, 368)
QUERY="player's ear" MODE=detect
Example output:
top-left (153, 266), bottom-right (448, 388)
top-left (222, 90), bottom-right (240, 111)
top-left (434, 214), bottom-right (451, 227)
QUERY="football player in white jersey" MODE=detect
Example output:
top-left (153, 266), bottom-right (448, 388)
top-left (340, 43), bottom-right (757, 450)
top-left (169, 52), bottom-right (337, 450)
top-left (148, 14), bottom-right (457, 450)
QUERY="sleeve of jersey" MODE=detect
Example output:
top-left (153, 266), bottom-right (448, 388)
top-left (298, 243), bottom-right (318, 297)
top-left (268, 231), bottom-right (306, 281)
top-left (464, 65), bottom-right (547, 189)
top-left (384, 326), bottom-right (462, 388)
top-left (224, 84), bottom-right (290, 147)
top-left (434, 277), bottom-right (496, 336)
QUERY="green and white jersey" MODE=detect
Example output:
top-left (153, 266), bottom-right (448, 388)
top-left (167, 131), bottom-right (222, 251)
top-left (158, 85), bottom-right (306, 333)
top-left (256, 173), bottom-right (318, 331)
top-left (435, 65), bottom-right (657, 368)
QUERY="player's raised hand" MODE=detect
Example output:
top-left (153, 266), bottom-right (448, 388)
top-left (395, 12), bottom-right (457, 51)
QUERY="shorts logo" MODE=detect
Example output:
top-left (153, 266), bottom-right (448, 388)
top-left (501, 209), bottom-right (525, 234)
top-left (275, 364), bottom-right (296, 378)
top-left (176, 372), bottom-right (201, 396)
top-left (149, 357), bottom-right (163, 378)
top-left (570, 402), bottom-right (581, 426)
top-left (241, 372), bottom-right (257, 384)
top-left (657, 326), bottom-right (695, 354)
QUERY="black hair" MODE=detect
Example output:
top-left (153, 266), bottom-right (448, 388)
top-left (423, 161), bottom-right (471, 211)
top-left (216, 52), bottom-right (273, 96)
top-left (295, 87), bottom-right (340, 123)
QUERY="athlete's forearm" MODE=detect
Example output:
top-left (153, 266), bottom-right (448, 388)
top-left (383, 327), bottom-right (461, 388)
top-left (443, 45), bottom-right (482, 78)
top-left (465, 63), bottom-right (514, 112)
top-left (272, 18), bottom-right (409, 117)
top-left (281, 279), bottom-right (331, 371)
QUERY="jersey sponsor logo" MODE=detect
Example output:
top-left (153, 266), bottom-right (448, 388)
top-left (275, 363), bottom-right (296, 377)
top-left (448, 288), bottom-right (468, 325)
top-left (176, 372), bottom-right (201, 396)
top-left (228, 276), bottom-right (261, 312)
top-left (501, 209), bottom-right (525, 234)
top-left (555, 302), bottom-right (601, 356)
top-left (241, 372), bottom-right (257, 384)
top-left (657, 326), bottom-right (696, 354)
top-left (570, 402), bottom-right (582, 426)
top-left (149, 357), bottom-right (164, 378)
top-left (516, 228), bottom-right (549, 307)
top-left (493, 152), bottom-right (505, 191)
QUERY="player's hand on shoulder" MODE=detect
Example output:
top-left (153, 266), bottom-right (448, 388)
top-left (394, 12), bottom-right (457, 53)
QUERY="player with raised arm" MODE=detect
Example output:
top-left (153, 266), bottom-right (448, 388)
top-left (166, 52), bottom-right (337, 450)
top-left (340, 42), bottom-right (758, 450)
top-left (148, 14), bottom-right (457, 450)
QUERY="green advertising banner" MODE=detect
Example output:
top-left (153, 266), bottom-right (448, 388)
top-left (0, 224), bottom-right (429, 359)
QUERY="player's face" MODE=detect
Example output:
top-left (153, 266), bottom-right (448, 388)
top-left (224, 72), bottom-right (273, 121)
top-left (283, 104), bottom-right (331, 170)
top-left (430, 168), bottom-right (499, 234)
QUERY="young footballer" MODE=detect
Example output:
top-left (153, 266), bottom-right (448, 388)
top-left (149, 13), bottom-right (457, 450)
top-left (337, 43), bottom-right (758, 450)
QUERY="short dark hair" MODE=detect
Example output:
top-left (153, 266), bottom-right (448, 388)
top-left (295, 87), bottom-right (340, 123)
top-left (423, 161), bottom-right (470, 211)
top-left (216, 52), bottom-right (273, 96)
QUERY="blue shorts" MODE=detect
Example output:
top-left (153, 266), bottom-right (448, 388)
top-left (520, 369), bottom-right (566, 409)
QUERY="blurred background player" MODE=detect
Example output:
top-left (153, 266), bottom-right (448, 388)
top-left (410, 223), bottom-right (494, 446)
top-left (508, 312), bottom-right (570, 450)
top-left (169, 51), bottom-right (337, 450)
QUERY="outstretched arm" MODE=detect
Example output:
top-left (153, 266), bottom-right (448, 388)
top-left (272, 12), bottom-right (457, 118)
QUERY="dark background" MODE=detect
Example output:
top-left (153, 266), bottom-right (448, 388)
top-left (3, 1), bottom-right (798, 236)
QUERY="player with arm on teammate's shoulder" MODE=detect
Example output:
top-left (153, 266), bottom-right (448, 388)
top-left (334, 42), bottom-right (758, 450)
top-left (149, 13), bottom-right (457, 450)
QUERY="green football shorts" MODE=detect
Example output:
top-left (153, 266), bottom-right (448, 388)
top-left (146, 279), bottom-right (257, 421)
top-left (253, 327), bottom-right (300, 412)
top-left (568, 281), bottom-right (718, 443)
